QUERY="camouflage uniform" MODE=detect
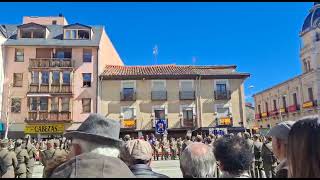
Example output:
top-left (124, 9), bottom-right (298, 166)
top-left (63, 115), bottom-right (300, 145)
top-left (169, 138), bottom-right (178, 160)
top-left (253, 139), bottom-right (264, 178)
top-left (261, 140), bottom-right (277, 178)
top-left (176, 138), bottom-right (183, 159)
top-left (161, 137), bottom-right (170, 160)
top-left (40, 140), bottom-right (56, 169)
top-left (153, 139), bottom-right (161, 161)
top-left (0, 139), bottom-right (18, 178)
top-left (14, 143), bottom-right (30, 178)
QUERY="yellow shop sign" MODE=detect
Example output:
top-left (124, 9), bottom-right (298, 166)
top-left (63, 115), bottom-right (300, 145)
top-left (280, 108), bottom-right (286, 113)
top-left (24, 124), bottom-right (65, 134)
top-left (123, 119), bottom-right (136, 127)
top-left (302, 101), bottom-right (313, 108)
top-left (261, 112), bottom-right (268, 117)
top-left (220, 117), bottom-right (231, 125)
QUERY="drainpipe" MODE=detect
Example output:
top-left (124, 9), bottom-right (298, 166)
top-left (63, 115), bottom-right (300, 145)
top-left (96, 48), bottom-right (99, 114)
top-left (198, 75), bottom-right (202, 129)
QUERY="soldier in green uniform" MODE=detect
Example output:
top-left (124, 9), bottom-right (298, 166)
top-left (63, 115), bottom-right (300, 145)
top-left (169, 137), bottom-right (177, 160)
top-left (153, 138), bottom-right (161, 161)
top-left (261, 136), bottom-right (277, 178)
top-left (161, 136), bottom-right (170, 160)
top-left (14, 139), bottom-right (29, 178)
top-left (176, 137), bottom-right (183, 159)
top-left (253, 134), bottom-right (265, 178)
top-left (0, 139), bottom-right (18, 178)
top-left (40, 139), bottom-right (56, 177)
top-left (24, 135), bottom-right (37, 178)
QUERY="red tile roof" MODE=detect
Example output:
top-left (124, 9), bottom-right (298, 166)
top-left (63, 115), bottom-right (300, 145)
top-left (100, 64), bottom-right (250, 80)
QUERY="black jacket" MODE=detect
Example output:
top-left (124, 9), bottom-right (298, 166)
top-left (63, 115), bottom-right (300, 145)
top-left (130, 164), bottom-right (169, 178)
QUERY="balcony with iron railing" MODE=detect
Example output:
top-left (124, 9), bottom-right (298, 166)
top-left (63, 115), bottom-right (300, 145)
top-left (179, 91), bottom-right (195, 100)
top-left (255, 113), bottom-right (261, 120)
top-left (28, 83), bottom-right (72, 94)
top-left (29, 58), bottom-right (74, 69)
top-left (26, 111), bottom-right (72, 123)
top-left (120, 91), bottom-right (136, 101)
top-left (151, 91), bottom-right (167, 101)
top-left (180, 118), bottom-right (196, 128)
top-left (269, 109), bottom-right (279, 117)
top-left (288, 104), bottom-right (301, 113)
top-left (214, 90), bottom-right (231, 100)
top-left (302, 100), bottom-right (317, 109)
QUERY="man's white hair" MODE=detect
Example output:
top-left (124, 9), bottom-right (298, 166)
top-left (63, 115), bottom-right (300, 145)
top-left (72, 138), bottom-right (120, 157)
top-left (180, 142), bottom-right (216, 178)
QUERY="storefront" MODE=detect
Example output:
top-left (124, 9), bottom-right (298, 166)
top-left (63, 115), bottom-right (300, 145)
top-left (24, 123), bottom-right (66, 139)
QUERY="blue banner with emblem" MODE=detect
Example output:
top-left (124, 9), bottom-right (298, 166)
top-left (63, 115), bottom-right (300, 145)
top-left (155, 119), bottom-right (167, 135)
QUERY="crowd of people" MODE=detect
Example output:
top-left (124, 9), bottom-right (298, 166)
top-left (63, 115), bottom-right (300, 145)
top-left (0, 113), bottom-right (319, 178)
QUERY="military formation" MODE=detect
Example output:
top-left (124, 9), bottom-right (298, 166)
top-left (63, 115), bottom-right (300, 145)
top-left (123, 132), bottom-right (277, 178)
top-left (0, 135), bottom-right (70, 178)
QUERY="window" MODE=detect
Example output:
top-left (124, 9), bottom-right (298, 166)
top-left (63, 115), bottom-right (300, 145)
top-left (29, 98), bottom-right (38, 111)
top-left (180, 80), bottom-right (193, 91)
top-left (51, 97), bottom-right (59, 112)
top-left (216, 106), bottom-right (230, 117)
top-left (13, 73), bottom-right (23, 87)
top-left (20, 30), bottom-right (32, 38)
top-left (41, 72), bottom-right (49, 84)
top-left (11, 98), bottom-right (21, 113)
top-left (308, 87), bottom-right (314, 102)
top-left (155, 109), bottom-right (166, 120)
top-left (63, 71), bottom-right (70, 84)
top-left (31, 71), bottom-right (39, 84)
top-left (39, 97), bottom-right (48, 111)
top-left (15, 49), bottom-right (24, 62)
top-left (65, 30), bottom-right (77, 39)
top-left (32, 30), bottom-right (45, 38)
top-left (258, 105), bottom-right (261, 114)
top-left (82, 98), bottom-right (91, 113)
top-left (122, 107), bottom-right (135, 120)
top-left (61, 98), bottom-right (70, 112)
top-left (273, 99), bottom-right (277, 110)
top-left (52, 20), bottom-right (57, 25)
top-left (216, 83), bottom-right (227, 93)
top-left (78, 30), bottom-right (90, 39)
top-left (293, 93), bottom-right (298, 106)
top-left (52, 71), bottom-right (60, 84)
top-left (82, 73), bottom-right (91, 87)
top-left (265, 102), bottom-right (269, 112)
top-left (152, 80), bottom-right (166, 91)
top-left (183, 108), bottom-right (193, 121)
top-left (83, 49), bottom-right (92, 62)
top-left (303, 60), bottom-right (308, 72)
top-left (307, 61), bottom-right (312, 71)
top-left (282, 96), bottom-right (287, 109)
top-left (55, 49), bottom-right (72, 59)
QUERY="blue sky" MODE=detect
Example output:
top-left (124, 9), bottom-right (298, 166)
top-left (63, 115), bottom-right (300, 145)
top-left (0, 2), bottom-right (313, 103)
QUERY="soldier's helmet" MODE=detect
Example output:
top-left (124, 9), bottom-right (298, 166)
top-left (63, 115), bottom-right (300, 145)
top-left (124, 134), bottom-right (131, 141)
top-left (16, 139), bottom-right (23, 146)
top-left (24, 134), bottom-right (31, 140)
top-left (243, 132), bottom-right (251, 139)
top-left (0, 139), bottom-right (9, 147)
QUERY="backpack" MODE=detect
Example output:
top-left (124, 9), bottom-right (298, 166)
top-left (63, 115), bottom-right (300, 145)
top-left (253, 143), bottom-right (262, 160)
top-left (0, 153), bottom-right (9, 176)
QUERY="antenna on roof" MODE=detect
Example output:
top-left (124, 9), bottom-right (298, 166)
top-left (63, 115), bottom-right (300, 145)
top-left (153, 45), bottom-right (158, 65)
